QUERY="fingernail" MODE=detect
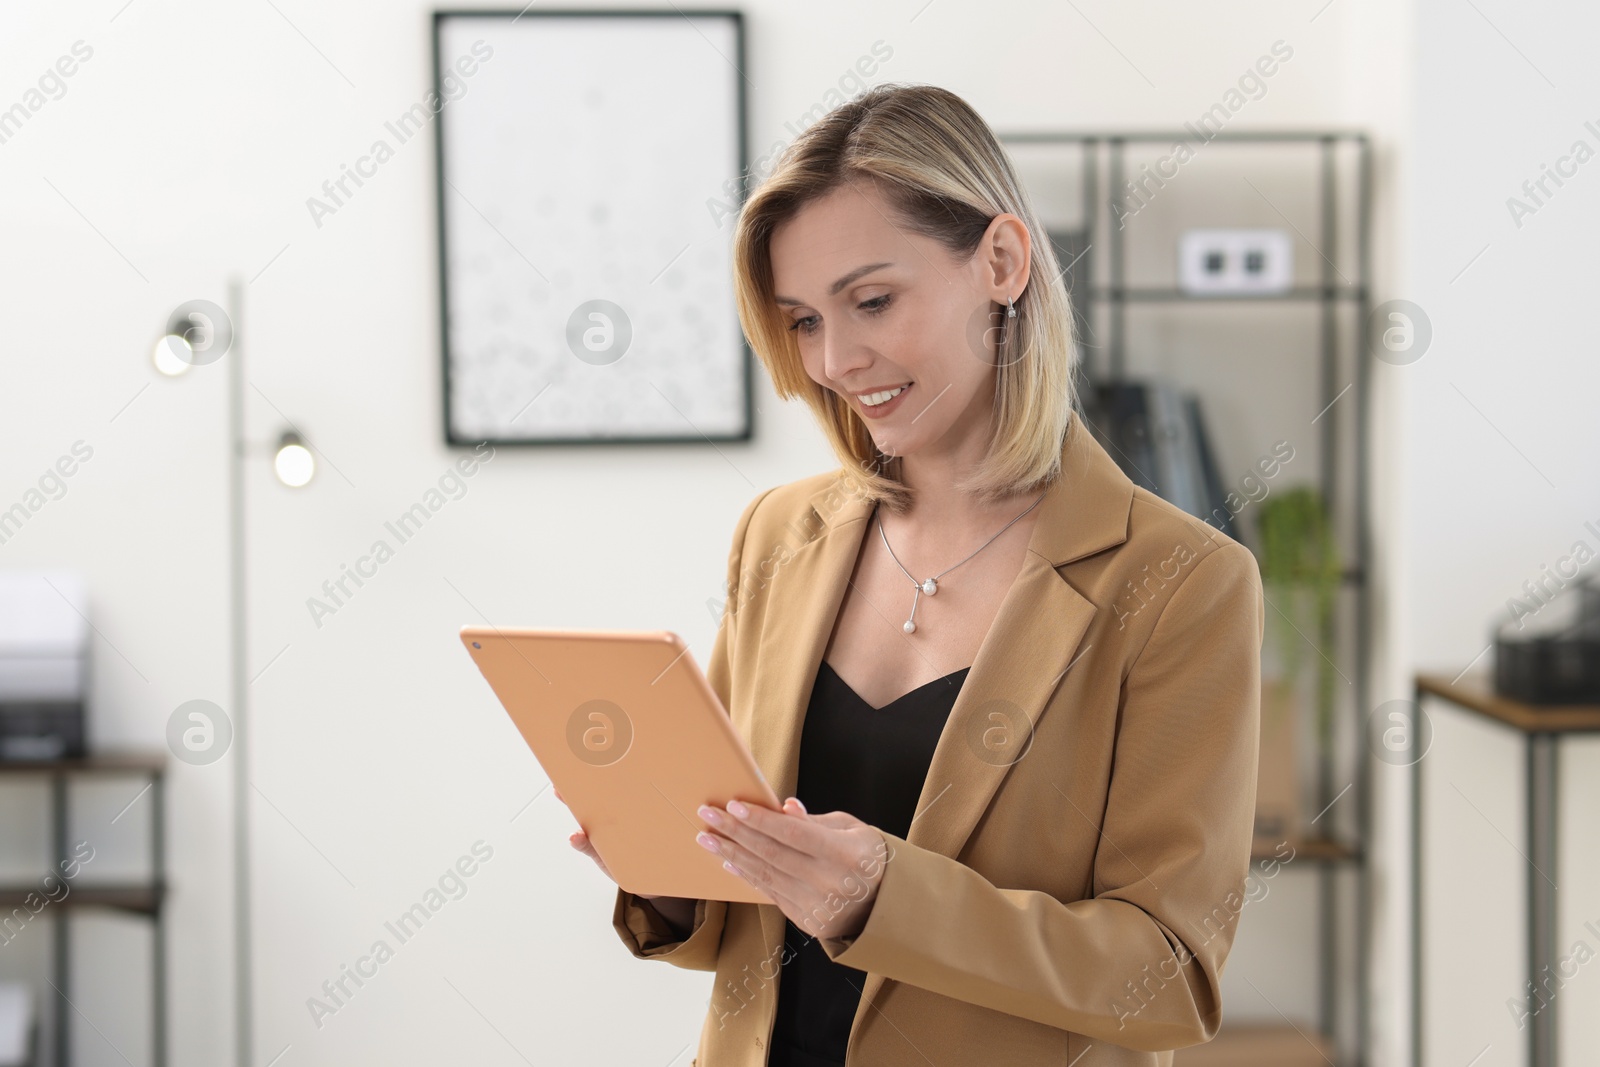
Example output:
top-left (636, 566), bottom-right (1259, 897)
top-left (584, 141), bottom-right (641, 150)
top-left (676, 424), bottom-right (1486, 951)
top-left (697, 805), bottom-right (722, 825)
top-left (727, 799), bottom-right (749, 819)
top-left (696, 831), bottom-right (720, 854)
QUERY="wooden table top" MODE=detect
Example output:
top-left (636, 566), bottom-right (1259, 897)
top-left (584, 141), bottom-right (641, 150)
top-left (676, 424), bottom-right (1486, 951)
top-left (0, 750), bottom-right (167, 775)
top-left (1417, 671), bottom-right (1600, 733)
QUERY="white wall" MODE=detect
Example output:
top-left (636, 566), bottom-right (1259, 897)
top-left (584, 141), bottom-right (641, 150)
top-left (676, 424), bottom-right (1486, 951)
top-left (1410, 1), bottom-right (1600, 1064)
top-left (0, 2), bottom-right (1454, 1065)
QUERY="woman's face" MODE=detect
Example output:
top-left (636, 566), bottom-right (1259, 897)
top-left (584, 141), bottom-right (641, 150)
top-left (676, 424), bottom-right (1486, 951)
top-left (769, 179), bottom-right (1028, 461)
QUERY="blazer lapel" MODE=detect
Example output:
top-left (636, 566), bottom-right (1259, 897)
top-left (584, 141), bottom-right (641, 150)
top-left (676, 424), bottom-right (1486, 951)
top-left (746, 416), bottom-right (1135, 1021)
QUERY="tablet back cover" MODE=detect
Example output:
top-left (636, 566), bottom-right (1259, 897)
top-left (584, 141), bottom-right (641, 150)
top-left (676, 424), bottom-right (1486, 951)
top-left (461, 627), bottom-right (779, 903)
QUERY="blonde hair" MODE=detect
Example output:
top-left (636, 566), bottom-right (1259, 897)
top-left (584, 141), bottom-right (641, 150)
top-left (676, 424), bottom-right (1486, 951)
top-left (732, 82), bottom-right (1078, 513)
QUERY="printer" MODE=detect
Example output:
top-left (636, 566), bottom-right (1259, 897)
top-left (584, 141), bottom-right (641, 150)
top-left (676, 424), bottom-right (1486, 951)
top-left (0, 570), bottom-right (90, 760)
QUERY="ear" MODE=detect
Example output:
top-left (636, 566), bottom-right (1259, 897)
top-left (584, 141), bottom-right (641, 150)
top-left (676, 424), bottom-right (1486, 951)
top-left (979, 212), bottom-right (1033, 306)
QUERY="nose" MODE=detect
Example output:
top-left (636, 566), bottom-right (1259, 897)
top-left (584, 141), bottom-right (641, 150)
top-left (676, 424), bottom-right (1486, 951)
top-left (820, 321), bottom-right (872, 389)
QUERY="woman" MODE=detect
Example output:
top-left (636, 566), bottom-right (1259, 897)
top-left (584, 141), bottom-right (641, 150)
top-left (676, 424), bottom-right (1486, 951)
top-left (567, 82), bottom-right (1264, 1067)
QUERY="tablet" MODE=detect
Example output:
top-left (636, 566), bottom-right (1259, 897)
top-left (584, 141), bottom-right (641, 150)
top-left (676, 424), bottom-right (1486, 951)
top-left (460, 626), bottom-right (781, 904)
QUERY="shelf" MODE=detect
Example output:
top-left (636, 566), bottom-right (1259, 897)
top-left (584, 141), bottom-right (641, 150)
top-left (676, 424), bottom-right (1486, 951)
top-left (1086, 286), bottom-right (1367, 303)
top-left (1173, 1022), bottom-right (1335, 1065)
top-left (1001, 129), bottom-right (1369, 145)
top-left (0, 882), bottom-right (164, 916)
top-left (1239, 566), bottom-right (1363, 585)
top-left (1003, 126), bottom-right (1372, 1064)
top-left (2, 748), bottom-right (168, 1066)
top-left (0, 751), bottom-right (166, 776)
top-left (1254, 837), bottom-right (1362, 865)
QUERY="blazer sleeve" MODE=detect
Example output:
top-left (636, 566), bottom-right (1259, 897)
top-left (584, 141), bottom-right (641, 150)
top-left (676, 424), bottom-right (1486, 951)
top-left (611, 486), bottom-right (774, 971)
top-left (814, 541), bottom-right (1265, 1053)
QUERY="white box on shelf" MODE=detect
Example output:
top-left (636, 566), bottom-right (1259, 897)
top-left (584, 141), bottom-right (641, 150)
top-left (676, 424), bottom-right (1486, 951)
top-left (0, 982), bottom-right (34, 1067)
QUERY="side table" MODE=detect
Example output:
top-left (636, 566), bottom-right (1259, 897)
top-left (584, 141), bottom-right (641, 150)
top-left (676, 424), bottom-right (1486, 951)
top-left (0, 753), bottom-right (167, 1067)
top-left (1412, 673), bottom-right (1600, 1067)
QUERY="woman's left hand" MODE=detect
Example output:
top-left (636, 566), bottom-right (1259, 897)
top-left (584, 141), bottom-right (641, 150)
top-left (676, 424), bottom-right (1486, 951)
top-left (695, 797), bottom-right (892, 942)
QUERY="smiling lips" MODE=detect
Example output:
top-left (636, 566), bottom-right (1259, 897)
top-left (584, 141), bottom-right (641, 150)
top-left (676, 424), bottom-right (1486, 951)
top-left (854, 382), bottom-right (912, 419)
top-left (858, 385), bottom-right (907, 406)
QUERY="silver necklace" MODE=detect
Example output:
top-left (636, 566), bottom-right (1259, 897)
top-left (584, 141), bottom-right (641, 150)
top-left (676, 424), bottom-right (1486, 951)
top-left (876, 490), bottom-right (1048, 635)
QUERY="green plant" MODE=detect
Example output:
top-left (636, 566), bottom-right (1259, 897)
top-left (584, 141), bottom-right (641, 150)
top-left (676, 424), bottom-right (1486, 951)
top-left (1255, 486), bottom-right (1342, 749)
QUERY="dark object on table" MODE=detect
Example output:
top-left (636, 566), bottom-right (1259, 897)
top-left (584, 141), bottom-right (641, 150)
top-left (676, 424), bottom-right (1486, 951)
top-left (1494, 576), bottom-right (1600, 704)
top-left (0, 571), bottom-right (89, 761)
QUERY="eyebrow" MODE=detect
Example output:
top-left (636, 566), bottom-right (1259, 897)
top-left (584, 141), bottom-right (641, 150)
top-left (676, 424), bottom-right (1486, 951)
top-left (774, 262), bottom-right (894, 306)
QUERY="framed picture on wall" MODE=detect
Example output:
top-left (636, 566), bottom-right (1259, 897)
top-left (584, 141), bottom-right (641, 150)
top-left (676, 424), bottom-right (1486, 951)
top-left (433, 9), bottom-right (751, 445)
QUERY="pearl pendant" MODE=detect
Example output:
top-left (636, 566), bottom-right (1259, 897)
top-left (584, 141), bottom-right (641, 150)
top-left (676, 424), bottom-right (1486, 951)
top-left (903, 581), bottom-right (926, 636)
top-left (921, 578), bottom-right (938, 596)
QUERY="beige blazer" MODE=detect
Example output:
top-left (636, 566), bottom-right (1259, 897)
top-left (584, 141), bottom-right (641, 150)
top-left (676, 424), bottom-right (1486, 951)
top-left (613, 416), bottom-right (1265, 1067)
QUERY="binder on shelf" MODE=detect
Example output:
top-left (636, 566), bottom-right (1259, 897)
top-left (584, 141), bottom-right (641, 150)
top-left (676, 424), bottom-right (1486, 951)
top-left (1079, 380), bottom-right (1237, 541)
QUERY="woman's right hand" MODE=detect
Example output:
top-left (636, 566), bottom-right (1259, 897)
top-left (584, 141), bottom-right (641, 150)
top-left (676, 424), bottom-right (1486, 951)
top-left (556, 786), bottom-right (698, 937)
top-left (555, 785), bottom-right (630, 883)
top-left (555, 786), bottom-right (682, 907)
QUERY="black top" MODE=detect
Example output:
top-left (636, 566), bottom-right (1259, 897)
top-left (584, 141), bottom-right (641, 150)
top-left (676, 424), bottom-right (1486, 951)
top-left (765, 658), bottom-right (970, 1067)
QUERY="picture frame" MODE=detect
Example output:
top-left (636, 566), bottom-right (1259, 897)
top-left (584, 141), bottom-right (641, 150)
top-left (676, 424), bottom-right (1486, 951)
top-left (432, 9), bottom-right (752, 445)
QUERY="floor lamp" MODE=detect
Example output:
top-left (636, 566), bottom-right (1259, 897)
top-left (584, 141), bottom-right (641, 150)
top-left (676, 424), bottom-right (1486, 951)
top-left (155, 278), bottom-right (314, 1067)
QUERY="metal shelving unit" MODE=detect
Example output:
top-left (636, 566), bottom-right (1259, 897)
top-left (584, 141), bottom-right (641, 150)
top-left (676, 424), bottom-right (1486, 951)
top-left (1001, 129), bottom-right (1373, 1065)
top-left (0, 753), bottom-right (168, 1067)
